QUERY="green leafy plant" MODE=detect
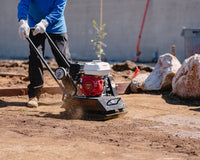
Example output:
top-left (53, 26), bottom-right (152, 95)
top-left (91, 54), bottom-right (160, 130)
top-left (91, 20), bottom-right (107, 60)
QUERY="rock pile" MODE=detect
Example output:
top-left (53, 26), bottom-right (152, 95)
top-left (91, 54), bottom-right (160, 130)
top-left (130, 53), bottom-right (181, 92)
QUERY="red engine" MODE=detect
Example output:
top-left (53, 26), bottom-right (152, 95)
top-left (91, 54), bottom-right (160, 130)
top-left (80, 75), bottom-right (104, 97)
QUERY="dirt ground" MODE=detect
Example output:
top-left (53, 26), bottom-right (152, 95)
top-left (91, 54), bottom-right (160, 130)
top-left (0, 60), bottom-right (200, 160)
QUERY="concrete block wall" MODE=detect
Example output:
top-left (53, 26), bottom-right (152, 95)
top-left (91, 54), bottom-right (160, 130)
top-left (1, 0), bottom-right (200, 62)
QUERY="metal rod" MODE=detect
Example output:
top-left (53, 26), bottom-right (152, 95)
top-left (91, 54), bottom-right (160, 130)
top-left (134, 0), bottom-right (150, 62)
top-left (26, 37), bottom-right (68, 96)
top-left (44, 32), bottom-right (77, 94)
top-left (44, 32), bottom-right (71, 68)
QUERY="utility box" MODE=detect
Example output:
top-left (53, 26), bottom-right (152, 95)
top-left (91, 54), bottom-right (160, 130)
top-left (181, 27), bottom-right (200, 59)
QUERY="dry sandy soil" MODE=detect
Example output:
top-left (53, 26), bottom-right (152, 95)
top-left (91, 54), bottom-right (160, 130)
top-left (0, 60), bottom-right (200, 160)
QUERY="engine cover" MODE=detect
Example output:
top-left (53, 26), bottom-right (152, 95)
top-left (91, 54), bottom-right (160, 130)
top-left (83, 60), bottom-right (110, 76)
top-left (80, 75), bottom-right (104, 97)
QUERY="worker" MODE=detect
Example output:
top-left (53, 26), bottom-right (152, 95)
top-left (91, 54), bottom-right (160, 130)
top-left (17, 0), bottom-right (71, 108)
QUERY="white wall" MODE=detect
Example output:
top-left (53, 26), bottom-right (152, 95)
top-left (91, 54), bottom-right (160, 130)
top-left (1, 0), bottom-right (200, 62)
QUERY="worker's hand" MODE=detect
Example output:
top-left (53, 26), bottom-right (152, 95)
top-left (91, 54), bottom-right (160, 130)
top-left (18, 20), bottom-right (30, 40)
top-left (33, 19), bottom-right (48, 36)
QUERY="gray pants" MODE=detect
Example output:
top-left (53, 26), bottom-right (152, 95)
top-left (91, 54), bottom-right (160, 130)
top-left (28, 31), bottom-right (71, 98)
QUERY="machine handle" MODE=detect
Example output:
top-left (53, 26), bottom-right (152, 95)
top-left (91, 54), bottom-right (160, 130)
top-left (44, 32), bottom-right (71, 68)
top-left (26, 36), bottom-right (68, 96)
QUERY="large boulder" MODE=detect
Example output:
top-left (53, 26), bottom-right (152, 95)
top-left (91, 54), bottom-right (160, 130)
top-left (172, 54), bottom-right (200, 98)
top-left (144, 53), bottom-right (181, 90)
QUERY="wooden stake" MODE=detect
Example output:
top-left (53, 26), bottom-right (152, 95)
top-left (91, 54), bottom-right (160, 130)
top-left (171, 45), bottom-right (176, 56)
top-left (99, 0), bottom-right (103, 60)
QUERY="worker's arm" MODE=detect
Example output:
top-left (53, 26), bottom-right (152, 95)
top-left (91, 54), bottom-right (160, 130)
top-left (17, 0), bottom-right (31, 40)
top-left (33, 0), bottom-right (67, 35)
top-left (45, 0), bottom-right (67, 25)
top-left (17, 0), bottom-right (31, 21)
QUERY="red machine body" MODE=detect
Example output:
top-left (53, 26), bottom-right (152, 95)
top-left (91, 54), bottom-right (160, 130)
top-left (80, 75), bottom-right (104, 97)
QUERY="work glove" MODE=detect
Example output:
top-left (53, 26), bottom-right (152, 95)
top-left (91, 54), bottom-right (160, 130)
top-left (18, 20), bottom-right (30, 40)
top-left (33, 19), bottom-right (49, 36)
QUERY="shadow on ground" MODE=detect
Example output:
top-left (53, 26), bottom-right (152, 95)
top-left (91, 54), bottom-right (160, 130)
top-left (0, 99), bottom-right (61, 108)
top-left (0, 100), bottom-right (26, 108)
top-left (161, 92), bottom-right (200, 107)
top-left (131, 90), bottom-right (200, 111)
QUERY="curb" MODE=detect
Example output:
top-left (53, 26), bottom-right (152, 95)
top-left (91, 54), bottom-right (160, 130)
top-left (0, 82), bottom-right (130, 97)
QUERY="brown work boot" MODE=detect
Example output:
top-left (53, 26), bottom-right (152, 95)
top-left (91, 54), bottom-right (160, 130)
top-left (27, 97), bottom-right (38, 108)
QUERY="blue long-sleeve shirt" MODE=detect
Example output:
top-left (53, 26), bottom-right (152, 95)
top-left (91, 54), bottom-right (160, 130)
top-left (17, 0), bottom-right (67, 34)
